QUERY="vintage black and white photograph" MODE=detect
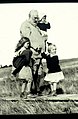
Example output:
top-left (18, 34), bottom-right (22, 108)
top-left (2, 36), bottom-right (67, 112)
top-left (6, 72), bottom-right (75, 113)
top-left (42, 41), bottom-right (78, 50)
top-left (0, 3), bottom-right (78, 114)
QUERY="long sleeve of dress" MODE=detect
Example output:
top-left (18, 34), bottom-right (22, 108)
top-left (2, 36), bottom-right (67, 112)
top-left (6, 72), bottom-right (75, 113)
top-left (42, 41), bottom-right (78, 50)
top-left (41, 52), bottom-right (47, 59)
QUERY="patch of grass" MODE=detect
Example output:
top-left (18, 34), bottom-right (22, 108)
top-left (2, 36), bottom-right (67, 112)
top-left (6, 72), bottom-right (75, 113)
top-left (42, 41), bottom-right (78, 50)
top-left (0, 59), bottom-right (78, 96)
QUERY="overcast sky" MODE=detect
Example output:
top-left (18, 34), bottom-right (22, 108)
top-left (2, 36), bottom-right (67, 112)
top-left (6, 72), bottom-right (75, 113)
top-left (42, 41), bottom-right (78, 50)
top-left (0, 3), bottom-right (78, 66)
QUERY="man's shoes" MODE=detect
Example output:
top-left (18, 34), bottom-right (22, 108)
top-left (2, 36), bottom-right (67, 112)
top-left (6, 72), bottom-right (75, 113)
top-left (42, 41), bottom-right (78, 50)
top-left (37, 92), bottom-right (45, 96)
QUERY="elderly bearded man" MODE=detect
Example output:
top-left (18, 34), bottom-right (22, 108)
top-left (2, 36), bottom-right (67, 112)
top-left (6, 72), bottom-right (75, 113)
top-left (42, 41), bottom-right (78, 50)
top-left (16, 10), bottom-right (47, 95)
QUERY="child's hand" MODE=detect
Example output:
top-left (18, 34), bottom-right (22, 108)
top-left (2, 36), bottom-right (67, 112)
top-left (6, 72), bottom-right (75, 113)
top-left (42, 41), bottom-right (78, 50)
top-left (45, 68), bottom-right (48, 73)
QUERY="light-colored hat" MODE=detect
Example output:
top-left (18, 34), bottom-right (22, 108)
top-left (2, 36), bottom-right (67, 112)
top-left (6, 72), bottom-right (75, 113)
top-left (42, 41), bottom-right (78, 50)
top-left (39, 13), bottom-right (47, 20)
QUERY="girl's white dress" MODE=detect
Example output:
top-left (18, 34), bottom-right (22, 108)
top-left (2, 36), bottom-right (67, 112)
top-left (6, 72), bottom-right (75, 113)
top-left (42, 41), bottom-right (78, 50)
top-left (42, 53), bottom-right (64, 83)
top-left (44, 71), bottom-right (64, 83)
top-left (17, 66), bottom-right (32, 81)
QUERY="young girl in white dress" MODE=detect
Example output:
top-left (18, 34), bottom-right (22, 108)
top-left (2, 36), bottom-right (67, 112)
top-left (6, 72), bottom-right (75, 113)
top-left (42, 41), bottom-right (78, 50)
top-left (42, 43), bottom-right (64, 96)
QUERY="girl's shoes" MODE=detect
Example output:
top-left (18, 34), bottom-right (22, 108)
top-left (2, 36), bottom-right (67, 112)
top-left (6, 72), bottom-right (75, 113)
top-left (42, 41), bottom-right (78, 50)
top-left (51, 90), bottom-right (57, 96)
top-left (9, 74), bottom-right (16, 81)
top-left (20, 92), bottom-right (27, 99)
top-left (52, 93), bottom-right (57, 96)
top-left (48, 90), bottom-right (57, 96)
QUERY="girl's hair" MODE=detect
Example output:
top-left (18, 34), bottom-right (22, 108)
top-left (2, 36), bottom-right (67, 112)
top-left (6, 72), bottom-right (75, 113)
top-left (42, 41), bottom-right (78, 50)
top-left (48, 44), bottom-right (57, 53)
top-left (15, 37), bottom-right (31, 52)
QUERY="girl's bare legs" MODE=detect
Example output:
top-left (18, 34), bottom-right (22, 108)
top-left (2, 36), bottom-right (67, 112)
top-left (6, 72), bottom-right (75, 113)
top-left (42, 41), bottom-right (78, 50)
top-left (52, 82), bottom-right (57, 96)
top-left (21, 82), bottom-right (27, 93)
top-left (26, 81), bottom-right (31, 94)
top-left (20, 80), bottom-right (27, 98)
top-left (49, 82), bottom-right (57, 96)
top-left (53, 82), bottom-right (57, 91)
top-left (50, 83), bottom-right (53, 92)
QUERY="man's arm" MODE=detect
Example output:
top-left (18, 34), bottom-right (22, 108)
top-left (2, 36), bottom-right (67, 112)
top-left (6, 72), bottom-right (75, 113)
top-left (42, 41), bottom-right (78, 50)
top-left (20, 22), bottom-right (31, 38)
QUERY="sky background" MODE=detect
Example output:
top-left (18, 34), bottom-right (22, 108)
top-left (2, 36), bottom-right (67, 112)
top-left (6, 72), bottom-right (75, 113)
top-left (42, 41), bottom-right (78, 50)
top-left (0, 3), bottom-right (78, 66)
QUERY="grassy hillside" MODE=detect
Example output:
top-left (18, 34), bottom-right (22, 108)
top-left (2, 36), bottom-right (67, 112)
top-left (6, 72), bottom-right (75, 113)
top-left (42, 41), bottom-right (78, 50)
top-left (0, 57), bottom-right (78, 96)
top-left (60, 57), bottom-right (78, 68)
top-left (0, 58), bottom-right (78, 114)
